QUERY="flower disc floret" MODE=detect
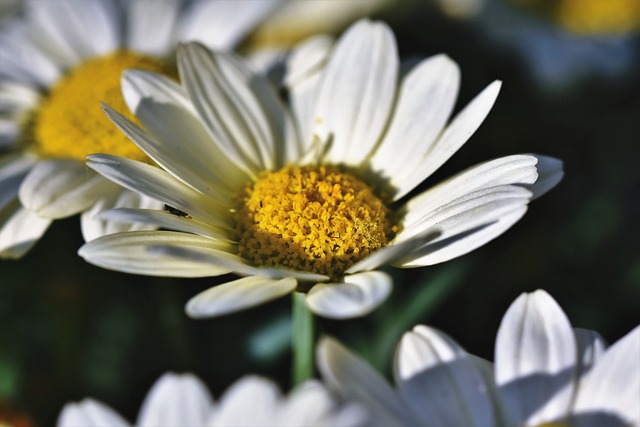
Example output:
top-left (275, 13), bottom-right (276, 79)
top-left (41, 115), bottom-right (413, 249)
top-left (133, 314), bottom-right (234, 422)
top-left (33, 51), bottom-right (172, 161)
top-left (236, 165), bottom-right (397, 280)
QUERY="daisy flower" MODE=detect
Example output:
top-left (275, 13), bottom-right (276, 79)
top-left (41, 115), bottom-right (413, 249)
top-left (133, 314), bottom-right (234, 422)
top-left (79, 19), bottom-right (563, 319)
top-left (318, 289), bottom-right (640, 426)
top-left (0, 0), bottom-right (281, 258)
top-left (58, 372), bottom-right (366, 427)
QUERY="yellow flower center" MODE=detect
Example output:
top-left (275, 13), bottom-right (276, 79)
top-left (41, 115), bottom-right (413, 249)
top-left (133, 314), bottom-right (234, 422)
top-left (32, 51), bottom-right (173, 161)
top-left (516, 0), bottom-right (640, 34)
top-left (235, 165), bottom-right (397, 281)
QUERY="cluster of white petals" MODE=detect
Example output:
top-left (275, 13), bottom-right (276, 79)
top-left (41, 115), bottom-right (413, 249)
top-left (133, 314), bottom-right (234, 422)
top-left (58, 373), bottom-right (366, 427)
top-left (318, 290), bottom-right (639, 427)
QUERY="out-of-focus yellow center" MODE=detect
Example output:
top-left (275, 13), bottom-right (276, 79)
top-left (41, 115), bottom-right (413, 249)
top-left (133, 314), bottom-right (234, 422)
top-left (33, 51), bottom-right (172, 161)
top-left (517, 0), bottom-right (640, 34)
top-left (235, 165), bottom-right (397, 281)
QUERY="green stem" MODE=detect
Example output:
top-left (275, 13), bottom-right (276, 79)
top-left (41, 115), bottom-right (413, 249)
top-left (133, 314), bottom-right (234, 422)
top-left (292, 292), bottom-right (315, 386)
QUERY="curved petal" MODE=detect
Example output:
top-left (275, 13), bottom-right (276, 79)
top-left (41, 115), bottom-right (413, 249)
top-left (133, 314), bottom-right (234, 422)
top-left (370, 54), bottom-right (460, 190)
top-left (57, 398), bottom-right (129, 427)
top-left (311, 19), bottom-right (398, 165)
top-left (78, 231), bottom-right (234, 277)
top-left (394, 325), bottom-right (496, 427)
top-left (317, 337), bottom-right (419, 427)
top-left (346, 227), bottom-right (441, 274)
top-left (125, 0), bottom-right (181, 57)
top-left (186, 276), bottom-right (296, 319)
top-left (306, 271), bottom-right (392, 319)
top-left (86, 154), bottom-right (228, 229)
top-left (528, 155), bottom-right (564, 199)
top-left (209, 376), bottom-right (281, 425)
top-left (495, 290), bottom-right (578, 426)
top-left (137, 373), bottom-right (213, 427)
top-left (285, 35), bottom-right (334, 159)
top-left (151, 243), bottom-right (328, 283)
top-left (573, 328), bottom-right (607, 376)
top-left (401, 155), bottom-right (539, 227)
top-left (178, 43), bottom-right (297, 174)
top-left (19, 159), bottom-right (115, 219)
top-left (573, 325), bottom-right (640, 426)
top-left (0, 201), bottom-right (51, 259)
top-left (119, 70), bottom-right (249, 196)
top-left (397, 186), bottom-right (531, 267)
top-left (391, 80), bottom-right (502, 201)
top-left (178, 0), bottom-right (280, 50)
top-left (98, 207), bottom-right (231, 243)
top-left (0, 153), bottom-right (37, 211)
top-left (80, 189), bottom-right (163, 242)
top-left (28, 0), bottom-right (118, 60)
top-left (278, 380), bottom-right (366, 427)
top-left (0, 22), bottom-right (63, 86)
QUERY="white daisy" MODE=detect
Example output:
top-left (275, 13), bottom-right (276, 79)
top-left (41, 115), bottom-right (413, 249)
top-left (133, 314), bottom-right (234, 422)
top-left (79, 19), bottom-right (563, 319)
top-left (317, 289), bottom-right (640, 426)
top-left (57, 372), bottom-right (366, 427)
top-left (0, 0), bottom-right (281, 258)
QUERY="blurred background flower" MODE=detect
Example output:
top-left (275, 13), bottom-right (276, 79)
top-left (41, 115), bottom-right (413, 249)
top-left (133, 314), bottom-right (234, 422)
top-left (0, 0), bottom-right (638, 425)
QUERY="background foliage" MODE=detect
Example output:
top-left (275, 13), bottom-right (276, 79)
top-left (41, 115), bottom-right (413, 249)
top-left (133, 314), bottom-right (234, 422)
top-left (1, 0), bottom-right (638, 425)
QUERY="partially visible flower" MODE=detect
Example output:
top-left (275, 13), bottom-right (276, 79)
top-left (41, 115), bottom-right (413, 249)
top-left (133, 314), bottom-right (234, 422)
top-left (475, 0), bottom-right (638, 90)
top-left (0, 0), bottom-right (281, 258)
top-left (79, 19), bottom-right (562, 319)
top-left (57, 372), bottom-right (365, 427)
top-left (247, 0), bottom-right (393, 49)
top-left (318, 289), bottom-right (640, 427)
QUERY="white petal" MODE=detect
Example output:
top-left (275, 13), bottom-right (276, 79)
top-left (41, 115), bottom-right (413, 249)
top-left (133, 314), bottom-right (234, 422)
top-left (28, 0), bottom-right (118, 59)
top-left (125, 0), bottom-right (181, 57)
top-left (495, 290), bottom-right (578, 426)
top-left (209, 376), bottom-right (280, 426)
top-left (528, 155), bottom-right (564, 199)
top-left (0, 201), bottom-right (51, 259)
top-left (178, 44), bottom-right (298, 174)
top-left (186, 276), bottom-right (297, 319)
top-left (401, 155), bottom-right (539, 226)
top-left (370, 54), bottom-right (460, 190)
top-left (317, 337), bottom-right (418, 426)
top-left (277, 380), bottom-right (365, 427)
top-left (0, 81), bottom-right (41, 112)
top-left (394, 325), bottom-right (496, 427)
top-left (397, 186), bottom-right (531, 267)
top-left (98, 207), bottom-right (231, 243)
top-left (285, 36), bottom-right (334, 160)
top-left (119, 70), bottom-right (250, 193)
top-left (573, 328), bottom-right (607, 376)
top-left (57, 398), bottom-right (129, 427)
top-left (0, 153), bottom-right (37, 211)
top-left (178, 0), bottom-right (280, 50)
top-left (80, 189), bottom-right (163, 242)
top-left (19, 159), bottom-right (115, 219)
top-left (392, 80), bottom-right (502, 201)
top-left (86, 154), bottom-right (228, 228)
top-left (306, 271), bottom-right (392, 319)
top-left (0, 22), bottom-right (63, 86)
top-left (346, 227), bottom-right (441, 274)
top-left (284, 35), bottom-right (334, 88)
top-left (78, 231), bottom-right (234, 277)
top-left (137, 373), bottom-right (213, 427)
top-left (311, 20), bottom-right (397, 165)
top-left (572, 325), bottom-right (640, 426)
top-left (152, 243), bottom-right (328, 282)
top-left (103, 100), bottom-right (244, 202)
